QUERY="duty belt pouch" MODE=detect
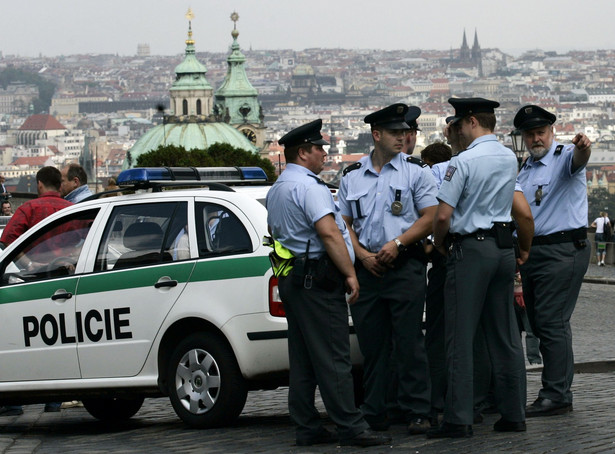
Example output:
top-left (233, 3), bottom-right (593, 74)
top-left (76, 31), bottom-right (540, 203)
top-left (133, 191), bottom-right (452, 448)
top-left (291, 239), bottom-right (311, 288)
top-left (313, 255), bottom-right (342, 291)
top-left (291, 256), bottom-right (307, 286)
top-left (493, 223), bottom-right (513, 249)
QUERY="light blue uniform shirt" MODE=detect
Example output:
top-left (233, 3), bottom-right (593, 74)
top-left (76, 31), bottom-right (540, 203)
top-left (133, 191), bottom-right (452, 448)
top-left (266, 163), bottom-right (354, 262)
top-left (431, 160), bottom-right (450, 190)
top-left (338, 151), bottom-right (438, 252)
top-left (437, 134), bottom-right (517, 235)
top-left (516, 140), bottom-right (588, 236)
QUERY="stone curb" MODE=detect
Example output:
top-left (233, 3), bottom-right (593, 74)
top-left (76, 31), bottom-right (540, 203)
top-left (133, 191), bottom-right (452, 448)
top-left (583, 276), bottom-right (615, 285)
top-left (527, 360), bottom-right (615, 374)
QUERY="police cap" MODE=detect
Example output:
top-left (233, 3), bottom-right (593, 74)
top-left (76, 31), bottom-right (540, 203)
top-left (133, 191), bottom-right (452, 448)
top-left (513, 105), bottom-right (557, 131)
top-left (278, 119), bottom-right (329, 148)
top-left (447, 97), bottom-right (500, 124)
top-left (364, 103), bottom-right (410, 130)
top-left (405, 106), bottom-right (422, 131)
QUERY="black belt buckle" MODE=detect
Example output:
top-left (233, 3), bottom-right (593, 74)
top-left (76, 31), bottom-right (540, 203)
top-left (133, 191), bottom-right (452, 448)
top-left (477, 232), bottom-right (485, 241)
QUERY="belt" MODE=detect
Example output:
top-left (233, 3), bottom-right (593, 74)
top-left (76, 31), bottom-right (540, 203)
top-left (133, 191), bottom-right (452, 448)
top-left (532, 227), bottom-right (587, 246)
top-left (452, 228), bottom-right (496, 242)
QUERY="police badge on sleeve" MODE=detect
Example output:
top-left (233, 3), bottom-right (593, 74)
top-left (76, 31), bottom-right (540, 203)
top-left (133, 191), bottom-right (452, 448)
top-left (444, 165), bottom-right (457, 181)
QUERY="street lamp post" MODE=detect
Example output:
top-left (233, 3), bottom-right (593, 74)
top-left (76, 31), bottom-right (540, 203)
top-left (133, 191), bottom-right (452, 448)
top-left (510, 129), bottom-right (526, 171)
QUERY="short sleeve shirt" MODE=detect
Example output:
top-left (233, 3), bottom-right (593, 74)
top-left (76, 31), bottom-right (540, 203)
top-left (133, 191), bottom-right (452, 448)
top-left (338, 151), bottom-right (438, 252)
top-left (266, 163), bottom-right (354, 262)
top-left (437, 135), bottom-right (517, 235)
top-left (516, 140), bottom-right (588, 236)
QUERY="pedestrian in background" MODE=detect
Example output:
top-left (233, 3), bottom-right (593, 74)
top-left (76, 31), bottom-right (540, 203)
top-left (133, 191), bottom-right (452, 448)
top-left (515, 105), bottom-right (592, 417)
top-left (339, 104), bottom-right (438, 435)
top-left (591, 211), bottom-right (610, 266)
top-left (60, 163), bottom-right (92, 203)
top-left (266, 120), bottom-right (390, 448)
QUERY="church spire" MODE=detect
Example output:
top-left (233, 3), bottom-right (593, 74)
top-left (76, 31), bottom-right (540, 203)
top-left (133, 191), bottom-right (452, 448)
top-left (215, 11), bottom-right (260, 124)
top-left (460, 28), bottom-right (470, 61)
top-left (169, 8), bottom-right (213, 117)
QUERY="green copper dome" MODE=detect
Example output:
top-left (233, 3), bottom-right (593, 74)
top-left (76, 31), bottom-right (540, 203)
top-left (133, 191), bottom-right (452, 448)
top-left (124, 122), bottom-right (257, 169)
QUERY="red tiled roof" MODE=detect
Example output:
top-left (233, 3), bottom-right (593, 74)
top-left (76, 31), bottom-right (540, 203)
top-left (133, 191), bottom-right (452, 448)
top-left (19, 114), bottom-right (66, 131)
top-left (10, 156), bottom-right (54, 166)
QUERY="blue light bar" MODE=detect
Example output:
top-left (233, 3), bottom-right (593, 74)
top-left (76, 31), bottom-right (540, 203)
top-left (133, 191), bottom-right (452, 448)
top-left (117, 166), bottom-right (267, 186)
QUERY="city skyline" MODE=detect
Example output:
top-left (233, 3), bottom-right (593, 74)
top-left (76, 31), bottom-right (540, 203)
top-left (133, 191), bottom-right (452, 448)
top-left (1, 0), bottom-right (614, 58)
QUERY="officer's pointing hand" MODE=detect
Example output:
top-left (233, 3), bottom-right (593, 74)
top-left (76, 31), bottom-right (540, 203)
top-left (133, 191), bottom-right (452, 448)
top-left (572, 133), bottom-right (591, 152)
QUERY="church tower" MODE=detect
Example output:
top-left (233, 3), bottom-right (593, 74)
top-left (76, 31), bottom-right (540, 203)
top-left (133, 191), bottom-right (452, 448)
top-left (460, 29), bottom-right (470, 61)
top-left (168, 8), bottom-right (214, 118)
top-left (471, 28), bottom-right (483, 76)
top-left (214, 12), bottom-right (266, 149)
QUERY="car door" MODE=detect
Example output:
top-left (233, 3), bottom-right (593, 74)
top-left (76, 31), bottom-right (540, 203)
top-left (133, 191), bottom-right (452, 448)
top-left (0, 208), bottom-right (99, 381)
top-left (76, 200), bottom-right (193, 378)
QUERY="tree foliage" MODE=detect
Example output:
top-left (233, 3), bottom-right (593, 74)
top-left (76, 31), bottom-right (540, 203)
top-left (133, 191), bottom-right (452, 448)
top-left (587, 188), bottom-right (615, 224)
top-left (0, 66), bottom-right (56, 113)
top-left (136, 143), bottom-right (277, 181)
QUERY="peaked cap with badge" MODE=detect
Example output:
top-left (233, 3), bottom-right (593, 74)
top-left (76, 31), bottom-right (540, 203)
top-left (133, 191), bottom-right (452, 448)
top-left (364, 103), bottom-right (410, 130)
top-left (447, 97), bottom-right (500, 125)
top-left (513, 105), bottom-right (557, 131)
top-left (278, 119), bottom-right (329, 148)
top-left (404, 106), bottom-right (422, 131)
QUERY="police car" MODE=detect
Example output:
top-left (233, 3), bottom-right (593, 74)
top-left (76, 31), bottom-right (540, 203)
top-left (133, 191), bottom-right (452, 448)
top-left (0, 167), bottom-right (362, 428)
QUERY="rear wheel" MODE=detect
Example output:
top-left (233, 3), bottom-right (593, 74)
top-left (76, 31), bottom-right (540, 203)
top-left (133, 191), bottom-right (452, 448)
top-left (167, 332), bottom-right (247, 428)
top-left (82, 396), bottom-right (144, 421)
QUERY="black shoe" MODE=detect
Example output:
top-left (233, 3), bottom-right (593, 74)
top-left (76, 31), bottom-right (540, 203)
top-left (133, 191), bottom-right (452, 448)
top-left (407, 416), bottom-right (431, 435)
top-left (44, 404), bottom-right (61, 413)
top-left (364, 416), bottom-right (390, 431)
top-left (340, 429), bottom-right (392, 447)
top-left (296, 428), bottom-right (337, 446)
top-left (494, 418), bottom-right (526, 432)
top-left (526, 397), bottom-right (572, 417)
top-left (426, 422), bottom-right (473, 439)
top-left (0, 406), bottom-right (23, 417)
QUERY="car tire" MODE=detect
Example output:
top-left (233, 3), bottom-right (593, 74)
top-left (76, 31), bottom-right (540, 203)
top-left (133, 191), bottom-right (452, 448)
top-left (167, 332), bottom-right (247, 428)
top-left (82, 396), bottom-right (144, 421)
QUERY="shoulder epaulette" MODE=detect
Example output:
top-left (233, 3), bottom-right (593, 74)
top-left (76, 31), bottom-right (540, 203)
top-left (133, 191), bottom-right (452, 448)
top-left (343, 162), bottom-right (362, 176)
top-left (406, 155), bottom-right (428, 168)
top-left (554, 144), bottom-right (564, 155)
top-left (307, 174), bottom-right (325, 184)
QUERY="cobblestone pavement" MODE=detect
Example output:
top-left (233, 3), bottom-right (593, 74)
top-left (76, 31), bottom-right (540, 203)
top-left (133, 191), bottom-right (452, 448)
top-left (1, 264), bottom-right (614, 453)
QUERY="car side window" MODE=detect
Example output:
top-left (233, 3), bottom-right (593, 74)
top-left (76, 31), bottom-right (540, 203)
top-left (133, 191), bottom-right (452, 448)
top-left (195, 202), bottom-right (252, 257)
top-left (0, 209), bottom-right (99, 285)
top-left (94, 202), bottom-right (187, 271)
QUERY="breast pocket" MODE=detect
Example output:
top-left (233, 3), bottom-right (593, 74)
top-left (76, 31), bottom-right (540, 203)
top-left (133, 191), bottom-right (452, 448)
top-left (384, 185), bottom-right (412, 216)
top-left (346, 188), bottom-right (370, 219)
top-left (531, 176), bottom-right (551, 206)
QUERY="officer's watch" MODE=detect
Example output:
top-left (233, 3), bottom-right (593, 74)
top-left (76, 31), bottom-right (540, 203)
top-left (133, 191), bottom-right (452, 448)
top-left (394, 238), bottom-right (405, 251)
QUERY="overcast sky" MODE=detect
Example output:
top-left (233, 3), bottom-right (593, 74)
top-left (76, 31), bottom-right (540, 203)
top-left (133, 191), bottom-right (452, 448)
top-left (1, 0), bottom-right (614, 57)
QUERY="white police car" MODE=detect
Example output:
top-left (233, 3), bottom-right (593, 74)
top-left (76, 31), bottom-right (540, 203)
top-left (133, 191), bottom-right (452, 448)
top-left (0, 167), bottom-right (362, 428)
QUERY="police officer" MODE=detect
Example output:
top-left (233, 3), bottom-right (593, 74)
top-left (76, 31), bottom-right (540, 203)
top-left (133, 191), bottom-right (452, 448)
top-left (403, 106), bottom-right (421, 155)
top-left (338, 104), bottom-right (438, 435)
top-left (266, 120), bottom-right (390, 447)
top-left (428, 98), bottom-right (533, 438)
top-left (514, 105), bottom-right (592, 417)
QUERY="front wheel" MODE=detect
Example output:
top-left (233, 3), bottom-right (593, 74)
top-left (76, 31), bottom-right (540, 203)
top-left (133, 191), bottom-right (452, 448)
top-left (83, 396), bottom-right (144, 421)
top-left (167, 332), bottom-right (247, 428)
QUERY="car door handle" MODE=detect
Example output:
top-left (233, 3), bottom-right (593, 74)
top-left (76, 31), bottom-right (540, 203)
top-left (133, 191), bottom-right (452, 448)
top-left (154, 280), bottom-right (178, 289)
top-left (51, 292), bottom-right (73, 301)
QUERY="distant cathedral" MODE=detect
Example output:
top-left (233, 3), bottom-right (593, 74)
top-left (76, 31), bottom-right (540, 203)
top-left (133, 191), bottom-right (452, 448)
top-left (455, 28), bottom-right (483, 77)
